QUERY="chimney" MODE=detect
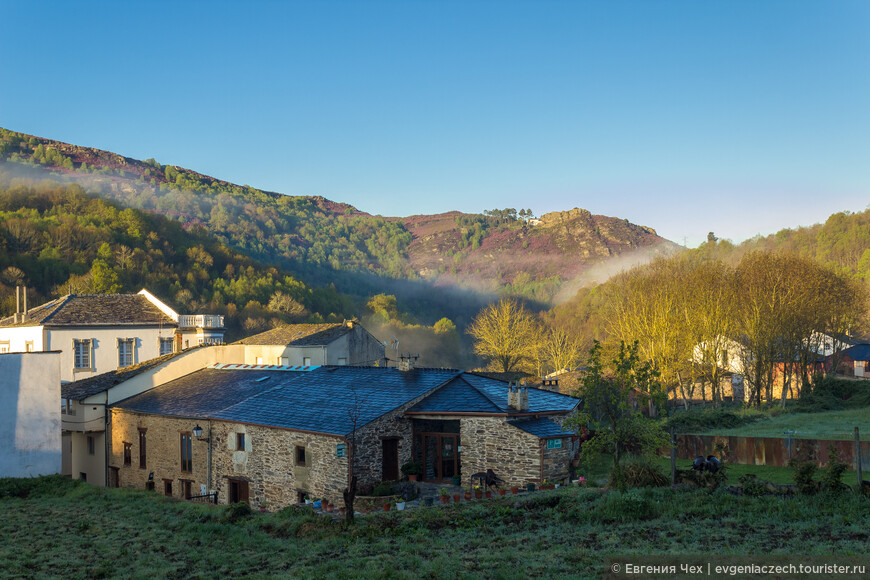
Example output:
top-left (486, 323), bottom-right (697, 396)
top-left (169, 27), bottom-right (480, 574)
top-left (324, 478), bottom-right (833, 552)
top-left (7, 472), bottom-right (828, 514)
top-left (15, 286), bottom-right (20, 323)
top-left (345, 319), bottom-right (355, 329)
top-left (508, 381), bottom-right (529, 412)
top-left (397, 353), bottom-right (419, 372)
top-left (23, 285), bottom-right (27, 317)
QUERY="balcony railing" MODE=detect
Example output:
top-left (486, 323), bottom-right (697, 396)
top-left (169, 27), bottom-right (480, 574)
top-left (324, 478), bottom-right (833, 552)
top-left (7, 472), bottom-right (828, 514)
top-left (178, 314), bottom-right (225, 329)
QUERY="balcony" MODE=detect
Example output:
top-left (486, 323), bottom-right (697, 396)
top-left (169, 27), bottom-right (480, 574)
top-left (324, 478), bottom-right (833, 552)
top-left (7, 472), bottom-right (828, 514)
top-left (178, 314), bottom-right (225, 329)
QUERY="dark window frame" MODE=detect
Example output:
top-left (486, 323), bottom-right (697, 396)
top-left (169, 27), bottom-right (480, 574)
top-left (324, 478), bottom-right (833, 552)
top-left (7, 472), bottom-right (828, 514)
top-left (295, 445), bottom-right (306, 467)
top-left (163, 479), bottom-right (173, 497)
top-left (138, 428), bottom-right (147, 469)
top-left (236, 432), bottom-right (246, 451)
top-left (123, 442), bottom-right (132, 467)
top-left (180, 433), bottom-right (192, 473)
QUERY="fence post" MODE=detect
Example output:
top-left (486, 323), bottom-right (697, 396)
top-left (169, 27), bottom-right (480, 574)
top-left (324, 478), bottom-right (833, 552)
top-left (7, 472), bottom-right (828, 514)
top-left (856, 427), bottom-right (863, 492)
top-left (670, 428), bottom-right (677, 486)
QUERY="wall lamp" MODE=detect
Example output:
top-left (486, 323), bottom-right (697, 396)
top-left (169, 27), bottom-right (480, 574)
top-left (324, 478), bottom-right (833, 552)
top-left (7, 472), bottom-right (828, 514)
top-left (193, 424), bottom-right (210, 442)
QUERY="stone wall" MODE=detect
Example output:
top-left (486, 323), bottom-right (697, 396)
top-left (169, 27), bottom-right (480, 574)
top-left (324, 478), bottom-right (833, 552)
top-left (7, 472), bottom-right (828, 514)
top-left (541, 439), bottom-right (572, 484)
top-left (110, 409), bottom-right (349, 509)
top-left (459, 417), bottom-right (541, 487)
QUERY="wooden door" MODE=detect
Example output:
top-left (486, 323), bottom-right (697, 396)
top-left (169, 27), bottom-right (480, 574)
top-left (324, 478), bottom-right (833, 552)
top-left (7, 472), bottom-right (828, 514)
top-left (382, 439), bottom-right (399, 480)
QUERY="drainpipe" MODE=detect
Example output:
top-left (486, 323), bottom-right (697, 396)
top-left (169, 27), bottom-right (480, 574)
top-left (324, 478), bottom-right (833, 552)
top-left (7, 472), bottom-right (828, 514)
top-left (322, 345), bottom-right (327, 365)
top-left (539, 439), bottom-right (545, 484)
top-left (207, 419), bottom-right (213, 495)
top-left (104, 392), bottom-right (110, 487)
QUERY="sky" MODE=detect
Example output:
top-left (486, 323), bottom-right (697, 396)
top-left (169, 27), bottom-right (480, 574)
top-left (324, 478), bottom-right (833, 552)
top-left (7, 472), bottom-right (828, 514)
top-left (1, 1), bottom-right (868, 246)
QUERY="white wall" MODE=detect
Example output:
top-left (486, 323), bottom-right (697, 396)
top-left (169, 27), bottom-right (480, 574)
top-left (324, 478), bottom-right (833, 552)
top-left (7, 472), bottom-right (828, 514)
top-left (47, 326), bottom-right (177, 383)
top-left (0, 351), bottom-right (61, 477)
top-left (0, 326), bottom-right (44, 353)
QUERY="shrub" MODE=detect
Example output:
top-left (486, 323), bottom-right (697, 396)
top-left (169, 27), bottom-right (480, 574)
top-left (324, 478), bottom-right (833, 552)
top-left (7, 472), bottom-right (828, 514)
top-left (372, 482), bottom-right (394, 497)
top-left (609, 457), bottom-right (668, 489)
top-left (820, 445), bottom-right (849, 493)
top-left (790, 460), bottom-right (819, 494)
top-left (224, 501), bottom-right (252, 522)
top-left (665, 407), bottom-right (765, 433)
top-left (738, 473), bottom-right (767, 497)
top-left (400, 460), bottom-right (421, 476)
top-left (596, 489), bottom-right (662, 522)
top-left (0, 475), bottom-right (81, 499)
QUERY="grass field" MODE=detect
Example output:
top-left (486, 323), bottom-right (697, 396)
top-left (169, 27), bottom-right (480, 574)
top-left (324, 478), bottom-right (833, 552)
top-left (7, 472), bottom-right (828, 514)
top-left (703, 407), bottom-right (870, 440)
top-left (2, 475), bottom-right (869, 579)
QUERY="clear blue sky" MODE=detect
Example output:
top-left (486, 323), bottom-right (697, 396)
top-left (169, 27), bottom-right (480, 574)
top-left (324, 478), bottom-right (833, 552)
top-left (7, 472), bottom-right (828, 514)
top-left (2, 1), bottom-right (868, 246)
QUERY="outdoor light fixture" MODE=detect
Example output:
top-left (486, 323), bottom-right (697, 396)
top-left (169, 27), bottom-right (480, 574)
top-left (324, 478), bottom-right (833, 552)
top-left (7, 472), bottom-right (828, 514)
top-left (193, 424), bottom-right (209, 441)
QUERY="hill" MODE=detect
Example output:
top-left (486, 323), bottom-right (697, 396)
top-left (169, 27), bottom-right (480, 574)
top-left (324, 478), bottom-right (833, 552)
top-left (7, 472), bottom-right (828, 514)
top-left (0, 127), bottom-right (677, 313)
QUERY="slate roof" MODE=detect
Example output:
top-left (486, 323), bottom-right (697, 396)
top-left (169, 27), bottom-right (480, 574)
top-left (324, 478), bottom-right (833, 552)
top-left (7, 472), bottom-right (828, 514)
top-left (0, 294), bottom-right (176, 328)
top-left (113, 366), bottom-right (461, 436)
top-left (507, 418), bottom-right (572, 438)
top-left (62, 348), bottom-right (195, 401)
top-left (843, 343), bottom-right (870, 362)
top-left (408, 374), bottom-right (581, 415)
top-left (233, 323), bottom-right (354, 346)
top-left (113, 367), bottom-right (305, 418)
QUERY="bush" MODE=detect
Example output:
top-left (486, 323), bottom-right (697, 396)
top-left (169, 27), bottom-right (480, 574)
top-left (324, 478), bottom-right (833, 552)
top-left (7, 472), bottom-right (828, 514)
top-left (400, 460), bottom-right (421, 476)
top-left (795, 376), bottom-right (870, 412)
top-left (224, 501), bottom-right (252, 522)
top-left (738, 473), bottom-right (767, 497)
top-left (609, 457), bottom-right (668, 489)
top-left (0, 475), bottom-right (81, 499)
top-left (821, 445), bottom-right (849, 493)
top-left (596, 489), bottom-right (662, 522)
top-left (790, 460), bottom-right (819, 494)
top-left (372, 482), bottom-right (394, 497)
top-left (665, 408), bottom-right (765, 433)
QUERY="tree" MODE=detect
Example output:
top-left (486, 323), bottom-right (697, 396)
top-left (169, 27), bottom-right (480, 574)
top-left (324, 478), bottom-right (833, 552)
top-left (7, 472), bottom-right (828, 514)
top-left (564, 341), bottom-right (668, 485)
top-left (468, 298), bottom-right (540, 372)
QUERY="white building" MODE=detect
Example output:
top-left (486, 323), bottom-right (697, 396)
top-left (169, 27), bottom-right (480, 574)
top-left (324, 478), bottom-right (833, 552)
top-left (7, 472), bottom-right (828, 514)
top-left (0, 351), bottom-right (61, 477)
top-left (0, 288), bottom-right (224, 384)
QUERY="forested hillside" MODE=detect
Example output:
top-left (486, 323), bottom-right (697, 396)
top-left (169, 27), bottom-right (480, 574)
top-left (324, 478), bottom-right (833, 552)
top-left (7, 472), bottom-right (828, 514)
top-left (0, 127), bottom-right (675, 317)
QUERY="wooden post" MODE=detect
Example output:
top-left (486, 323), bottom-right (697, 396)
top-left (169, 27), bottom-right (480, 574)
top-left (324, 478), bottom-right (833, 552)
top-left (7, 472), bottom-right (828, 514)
top-left (855, 427), bottom-right (863, 493)
top-left (670, 428), bottom-right (677, 486)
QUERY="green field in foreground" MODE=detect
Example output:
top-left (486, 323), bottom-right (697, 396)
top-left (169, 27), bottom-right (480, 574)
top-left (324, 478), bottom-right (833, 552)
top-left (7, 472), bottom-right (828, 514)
top-left (2, 476), bottom-right (869, 579)
top-left (702, 407), bottom-right (870, 440)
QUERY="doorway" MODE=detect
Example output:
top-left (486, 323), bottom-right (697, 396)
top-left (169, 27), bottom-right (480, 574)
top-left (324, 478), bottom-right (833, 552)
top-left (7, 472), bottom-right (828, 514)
top-left (382, 438), bottom-right (399, 480)
top-left (229, 479), bottom-right (249, 504)
top-left (420, 434), bottom-right (459, 482)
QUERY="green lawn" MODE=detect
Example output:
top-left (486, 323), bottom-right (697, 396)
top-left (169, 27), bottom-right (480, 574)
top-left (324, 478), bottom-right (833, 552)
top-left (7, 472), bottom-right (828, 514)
top-left (703, 407), bottom-right (870, 440)
top-left (4, 476), bottom-right (867, 578)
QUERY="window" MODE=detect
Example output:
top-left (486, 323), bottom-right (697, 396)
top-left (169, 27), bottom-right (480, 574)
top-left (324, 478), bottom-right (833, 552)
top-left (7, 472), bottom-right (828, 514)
top-left (338, 357), bottom-right (347, 366)
top-left (546, 438), bottom-right (563, 450)
top-left (62, 399), bottom-right (75, 416)
top-left (303, 357), bottom-right (311, 366)
top-left (123, 442), bottom-right (132, 466)
top-left (79, 472), bottom-right (87, 482)
top-left (295, 446), bottom-right (306, 467)
top-left (87, 436), bottom-right (95, 456)
top-left (236, 433), bottom-right (246, 451)
top-left (73, 339), bottom-right (92, 369)
top-left (159, 337), bottom-right (174, 356)
top-left (180, 433), bottom-right (192, 472)
top-left (118, 338), bottom-right (134, 367)
top-left (279, 357), bottom-right (289, 366)
top-left (138, 428), bottom-right (147, 469)
top-left (163, 479), bottom-right (173, 497)
top-left (256, 357), bottom-right (263, 364)
top-left (0, 341), bottom-right (9, 353)
top-left (25, 341), bottom-right (34, 352)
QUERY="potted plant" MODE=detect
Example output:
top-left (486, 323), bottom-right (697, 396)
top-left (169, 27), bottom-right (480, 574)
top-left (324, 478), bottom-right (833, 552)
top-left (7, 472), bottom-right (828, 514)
top-left (497, 486), bottom-right (507, 497)
top-left (541, 479), bottom-right (554, 490)
top-left (473, 485), bottom-right (483, 499)
top-left (526, 483), bottom-right (536, 492)
top-left (401, 460), bottom-right (421, 482)
top-left (439, 488), bottom-right (450, 504)
top-left (576, 476), bottom-right (586, 487)
top-left (510, 486), bottom-right (519, 495)
top-left (326, 504), bottom-right (335, 513)
top-left (338, 506), bottom-right (346, 516)
top-left (396, 497), bottom-right (406, 511)
top-left (383, 501), bottom-right (391, 512)
top-left (453, 492), bottom-right (461, 503)
top-left (484, 489), bottom-right (492, 499)
top-left (451, 475), bottom-right (461, 487)
top-left (463, 490), bottom-right (472, 501)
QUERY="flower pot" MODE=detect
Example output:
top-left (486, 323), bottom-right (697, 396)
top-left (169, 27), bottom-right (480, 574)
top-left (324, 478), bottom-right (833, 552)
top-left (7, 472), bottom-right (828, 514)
top-left (408, 474), bottom-right (418, 482)
top-left (383, 503), bottom-right (391, 512)
top-left (453, 494), bottom-right (461, 503)
top-left (554, 484), bottom-right (560, 489)
top-left (526, 483), bottom-right (536, 492)
top-left (452, 476), bottom-right (461, 486)
top-left (511, 487), bottom-right (519, 495)
top-left (474, 491), bottom-right (483, 499)
top-left (363, 507), bottom-right (371, 515)
top-left (396, 502), bottom-right (406, 511)
top-left (326, 505), bottom-right (335, 513)
top-left (313, 501), bottom-right (322, 509)
top-left (439, 495), bottom-right (450, 505)
top-left (498, 489), bottom-right (506, 496)
top-left (464, 492), bottom-right (472, 501)
top-left (338, 507), bottom-right (346, 516)
top-left (485, 491), bottom-right (492, 498)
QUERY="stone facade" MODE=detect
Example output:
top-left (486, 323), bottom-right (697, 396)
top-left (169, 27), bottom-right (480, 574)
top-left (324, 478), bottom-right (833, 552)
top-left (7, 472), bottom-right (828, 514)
top-left (459, 417), bottom-right (541, 487)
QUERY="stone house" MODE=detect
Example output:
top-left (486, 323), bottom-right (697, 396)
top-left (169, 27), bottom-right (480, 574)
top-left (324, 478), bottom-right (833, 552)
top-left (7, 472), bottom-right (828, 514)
top-left (0, 288), bottom-right (225, 383)
top-left (233, 321), bottom-right (384, 367)
top-left (108, 365), bottom-right (580, 510)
